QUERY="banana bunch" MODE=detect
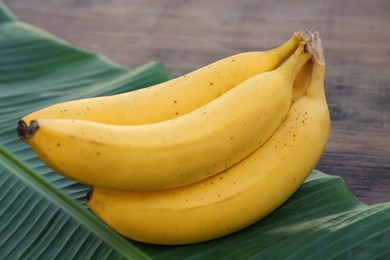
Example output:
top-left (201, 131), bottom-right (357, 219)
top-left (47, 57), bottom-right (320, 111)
top-left (17, 30), bottom-right (330, 245)
top-left (17, 33), bottom-right (307, 191)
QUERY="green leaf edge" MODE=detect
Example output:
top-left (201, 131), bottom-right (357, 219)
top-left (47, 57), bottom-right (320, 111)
top-left (0, 147), bottom-right (150, 260)
top-left (0, 1), bottom-right (16, 23)
top-left (0, 3), bottom-right (169, 258)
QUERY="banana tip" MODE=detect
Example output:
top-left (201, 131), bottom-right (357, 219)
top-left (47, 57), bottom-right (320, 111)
top-left (17, 120), bottom-right (39, 140)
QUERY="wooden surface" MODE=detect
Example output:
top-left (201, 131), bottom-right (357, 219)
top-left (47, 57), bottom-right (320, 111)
top-left (4, 0), bottom-right (390, 204)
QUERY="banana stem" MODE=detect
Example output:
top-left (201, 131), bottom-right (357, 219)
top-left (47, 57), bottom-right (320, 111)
top-left (277, 42), bottom-right (312, 83)
top-left (299, 30), bottom-right (325, 65)
top-left (277, 30), bottom-right (325, 84)
top-left (267, 33), bottom-right (302, 62)
top-left (305, 59), bottom-right (326, 100)
top-left (299, 30), bottom-right (326, 100)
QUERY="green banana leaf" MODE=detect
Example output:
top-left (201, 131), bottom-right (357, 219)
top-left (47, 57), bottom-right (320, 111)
top-left (1, 2), bottom-right (389, 259)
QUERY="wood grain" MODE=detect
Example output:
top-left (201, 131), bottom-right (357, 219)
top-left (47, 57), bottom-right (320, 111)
top-left (4, 0), bottom-right (390, 204)
top-left (317, 152), bottom-right (390, 205)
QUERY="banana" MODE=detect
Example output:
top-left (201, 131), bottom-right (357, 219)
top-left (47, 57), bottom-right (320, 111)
top-left (20, 33), bottom-right (302, 126)
top-left (87, 47), bottom-right (330, 245)
top-left (292, 61), bottom-right (311, 101)
top-left (17, 43), bottom-right (311, 191)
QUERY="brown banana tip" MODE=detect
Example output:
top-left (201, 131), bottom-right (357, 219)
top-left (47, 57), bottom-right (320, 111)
top-left (17, 120), bottom-right (39, 140)
top-left (17, 120), bottom-right (28, 139)
top-left (86, 187), bottom-right (94, 203)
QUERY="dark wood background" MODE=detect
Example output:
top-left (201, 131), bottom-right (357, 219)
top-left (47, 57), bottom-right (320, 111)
top-left (4, 0), bottom-right (389, 204)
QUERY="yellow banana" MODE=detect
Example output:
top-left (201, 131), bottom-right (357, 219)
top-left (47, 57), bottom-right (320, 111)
top-left (20, 33), bottom-right (302, 126)
top-left (18, 43), bottom-right (311, 191)
top-left (87, 50), bottom-right (330, 245)
top-left (292, 61), bottom-right (311, 101)
top-left (291, 30), bottom-right (325, 102)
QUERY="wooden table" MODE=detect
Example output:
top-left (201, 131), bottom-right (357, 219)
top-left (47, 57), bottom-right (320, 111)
top-left (4, 0), bottom-right (389, 204)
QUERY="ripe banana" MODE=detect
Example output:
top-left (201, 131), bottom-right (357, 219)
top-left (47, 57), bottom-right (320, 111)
top-left (87, 49), bottom-right (330, 245)
top-left (292, 61), bottom-right (311, 101)
top-left (20, 33), bottom-right (302, 126)
top-left (18, 43), bottom-right (311, 191)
